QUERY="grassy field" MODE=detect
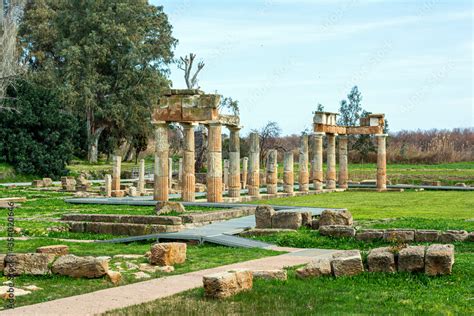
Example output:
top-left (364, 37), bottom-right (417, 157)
top-left (0, 239), bottom-right (279, 308)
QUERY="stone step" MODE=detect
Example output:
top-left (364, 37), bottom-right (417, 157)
top-left (61, 214), bottom-right (182, 225)
top-left (180, 207), bottom-right (255, 224)
top-left (64, 221), bottom-right (183, 236)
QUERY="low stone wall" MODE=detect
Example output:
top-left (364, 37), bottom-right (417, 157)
top-left (180, 207), bottom-right (256, 224)
top-left (66, 221), bottom-right (183, 236)
top-left (62, 214), bottom-right (182, 225)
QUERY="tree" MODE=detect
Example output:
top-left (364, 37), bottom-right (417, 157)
top-left (338, 86), bottom-right (363, 126)
top-left (253, 121), bottom-right (282, 164)
top-left (0, 0), bottom-right (25, 111)
top-left (219, 96), bottom-right (239, 116)
top-left (316, 103), bottom-right (324, 112)
top-left (19, 0), bottom-right (177, 162)
top-left (177, 53), bottom-right (204, 89)
top-left (0, 80), bottom-right (78, 178)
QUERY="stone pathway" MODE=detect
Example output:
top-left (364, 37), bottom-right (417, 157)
top-left (0, 248), bottom-right (336, 316)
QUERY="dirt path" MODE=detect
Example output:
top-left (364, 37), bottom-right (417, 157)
top-left (0, 247), bottom-right (336, 316)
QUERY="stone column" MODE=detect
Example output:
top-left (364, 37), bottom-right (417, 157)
top-left (298, 135), bottom-right (309, 192)
top-left (111, 155), bottom-right (123, 197)
top-left (138, 159), bottom-right (145, 195)
top-left (168, 158), bottom-right (173, 189)
top-left (266, 149), bottom-right (278, 195)
top-left (338, 135), bottom-right (349, 189)
top-left (181, 123), bottom-right (196, 202)
top-left (309, 133), bottom-right (316, 189)
top-left (241, 157), bottom-right (248, 190)
top-left (376, 134), bottom-right (388, 191)
top-left (178, 158), bottom-right (183, 184)
top-left (153, 123), bottom-right (169, 201)
top-left (223, 159), bottom-right (229, 191)
top-left (248, 132), bottom-right (260, 197)
top-left (283, 152), bottom-right (294, 194)
top-left (228, 127), bottom-right (241, 198)
top-left (326, 133), bottom-right (337, 189)
top-left (207, 123), bottom-right (223, 202)
top-left (313, 132), bottom-right (325, 191)
top-left (104, 174), bottom-right (112, 197)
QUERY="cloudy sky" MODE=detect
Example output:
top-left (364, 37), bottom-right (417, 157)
top-left (151, 0), bottom-right (473, 135)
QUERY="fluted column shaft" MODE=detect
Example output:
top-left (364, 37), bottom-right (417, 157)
top-left (241, 157), bottom-right (248, 190)
top-left (283, 152), bottom-right (294, 194)
top-left (338, 135), bottom-right (349, 189)
top-left (228, 127), bottom-right (241, 198)
top-left (266, 149), bottom-right (278, 194)
top-left (207, 123), bottom-right (223, 202)
top-left (299, 135), bottom-right (309, 192)
top-left (313, 132), bottom-right (324, 190)
top-left (138, 159), bottom-right (145, 195)
top-left (326, 133), bottom-right (337, 189)
top-left (112, 155), bottom-right (121, 192)
top-left (248, 132), bottom-right (260, 196)
top-left (376, 134), bottom-right (388, 191)
top-left (154, 123), bottom-right (169, 201)
top-left (182, 123), bottom-right (195, 202)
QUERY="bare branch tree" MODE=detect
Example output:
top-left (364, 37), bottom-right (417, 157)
top-left (0, 0), bottom-right (26, 111)
top-left (177, 53), bottom-right (205, 89)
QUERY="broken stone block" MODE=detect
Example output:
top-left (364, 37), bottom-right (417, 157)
top-left (318, 209), bottom-right (353, 227)
top-left (51, 255), bottom-right (109, 278)
top-left (425, 244), bottom-right (455, 276)
top-left (415, 230), bottom-right (440, 242)
top-left (255, 205), bottom-right (275, 229)
top-left (4, 253), bottom-right (50, 276)
top-left (32, 180), bottom-right (44, 188)
top-left (271, 211), bottom-right (302, 230)
top-left (311, 219), bottom-right (320, 230)
top-left (106, 270), bottom-right (122, 285)
top-left (367, 247), bottom-right (396, 273)
top-left (150, 242), bottom-right (187, 266)
top-left (127, 186), bottom-right (138, 197)
top-left (438, 230), bottom-right (468, 243)
top-left (251, 269), bottom-right (287, 280)
top-left (383, 229), bottom-right (415, 243)
top-left (155, 201), bottom-right (186, 215)
top-left (331, 250), bottom-right (364, 277)
top-left (238, 228), bottom-right (296, 237)
top-left (42, 178), bottom-right (53, 187)
top-left (36, 245), bottom-right (69, 256)
top-left (139, 263), bottom-right (174, 274)
top-left (203, 269), bottom-right (253, 299)
top-left (398, 246), bottom-right (425, 273)
top-left (300, 211), bottom-right (313, 227)
top-left (295, 258), bottom-right (332, 278)
top-left (355, 229), bottom-right (385, 241)
top-left (467, 232), bottom-right (474, 242)
top-left (319, 225), bottom-right (356, 238)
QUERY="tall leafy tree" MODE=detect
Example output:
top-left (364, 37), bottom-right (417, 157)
top-left (18, 0), bottom-right (177, 162)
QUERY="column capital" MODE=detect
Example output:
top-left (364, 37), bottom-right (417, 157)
top-left (338, 135), bottom-right (349, 140)
top-left (181, 122), bottom-right (198, 128)
top-left (151, 120), bottom-right (168, 126)
top-left (312, 132), bottom-right (326, 137)
top-left (227, 125), bottom-right (242, 132)
top-left (375, 133), bottom-right (388, 137)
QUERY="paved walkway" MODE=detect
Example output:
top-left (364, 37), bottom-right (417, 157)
top-left (1, 248), bottom-right (337, 316)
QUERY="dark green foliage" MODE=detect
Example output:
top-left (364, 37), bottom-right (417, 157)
top-left (0, 80), bottom-right (78, 178)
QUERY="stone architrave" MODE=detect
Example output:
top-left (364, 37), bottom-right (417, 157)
top-left (298, 135), bottom-right (309, 192)
top-left (181, 123), bottom-right (196, 202)
top-left (338, 135), bottom-right (349, 189)
top-left (248, 132), bottom-right (260, 197)
top-left (153, 123), bottom-right (169, 201)
top-left (104, 174), bottom-right (112, 197)
top-left (228, 127), bottom-right (241, 198)
top-left (283, 152), bottom-right (294, 194)
top-left (207, 123), bottom-right (223, 202)
top-left (266, 149), bottom-right (278, 195)
top-left (313, 132), bottom-right (325, 190)
top-left (241, 157), bottom-right (248, 190)
top-left (138, 159), bottom-right (145, 195)
top-left (326, 134), bottom-right (337, 189)
top-left (376, 134), bottom-right (388, 191)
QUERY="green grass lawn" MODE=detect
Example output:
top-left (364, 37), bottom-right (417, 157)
top-left (0, 239), bottom-right (280, 308)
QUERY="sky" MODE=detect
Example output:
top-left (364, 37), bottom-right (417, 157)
top-left (151, 0), bottom-right (473, 135)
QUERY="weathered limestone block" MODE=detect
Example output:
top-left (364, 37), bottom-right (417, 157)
top-left (4, 253), bottom-right (50, 276)
top-left (438, 230), bottom-right (468, 243)
top-left (425, 244), bottom-right (455, 276)
top-left (239, 228), bottom-right (296, 237)
top-left (61, 177), bottom-right (76, 191)
top-left (271, 211), bottom-right (302, 230)
top-left (42, 178), bottom-right (53, 187)
top-left (252, 269), bottom-right (287, 281)
top-left (32, 180), bottom-right (44, 187)
top-left (52, 255), bottom-right (109, 278)
top-left (296, 258), bottom-right (332, 278)
top-left (415, 230), bottom-right (440, 242)
top-left (36, 245), bottom-right (69, 256)
top-left (367, 247), bottom-right (396, 273)
top-left (255, 205), bottom-right (275, 229)
top-left (467, 232), bottom-right (474, 242)
top-left (150, 242), bottom-right (187, 266)
top-left (107, 270), bottom-right (122, 285)
top-left (155, 201), bottom-right (186, 215)
top-left (398, 246), bottom-right (425, 272)
top-left (311, 219), bottom-right (320, 230)
top-left (319, 225), bottom-right (356, 238)
top-left (318, 209), bottom-right (353, 227)
top-left (0, 254), bottom-right (5, 272)
top-left (383, 229), bottom-right (415, 243)
top-left (300, 211), bottom-right (313, 227)
top-left (331, 250), bottom-right (364, 277)
top-left (104, 174), bottom-right (112, 197)
top-left (127, 186), bottom-right (138, 197)
top-left (355, 229), bottom-right (384, 241)
top-left (203, 269), bottom-right (253, 299)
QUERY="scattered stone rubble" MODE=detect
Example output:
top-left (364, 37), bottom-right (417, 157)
top-left (254, 205), bottom-right (313, 230)
top-left (203, 269), bottom-right (253, 299)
